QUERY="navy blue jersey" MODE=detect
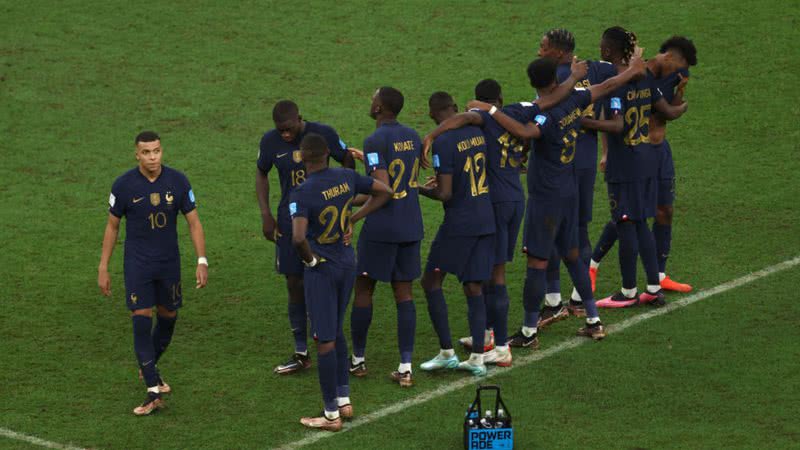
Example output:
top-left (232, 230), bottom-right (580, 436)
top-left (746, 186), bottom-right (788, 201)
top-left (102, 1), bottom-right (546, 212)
top-left (432, 126), bottom-right (495, 236)
top-left (604, 71), bottom-right (665, 182)
top-left (109, 166), bottom-right (196, 265)
top-left (526, 89), bottom-right (593, 198)
top-left (475, 104), bottom-right (529, 203)
top-left (360, 121), bottom-right (424, 243)
top-left (257, 121), bottom-right (349, 229)
top-left (557, 60), bottom-right (617, 170)
top-left (657, 68), bottom-right (690, 103)
top-left (288, 167), bottom-right (373, 265)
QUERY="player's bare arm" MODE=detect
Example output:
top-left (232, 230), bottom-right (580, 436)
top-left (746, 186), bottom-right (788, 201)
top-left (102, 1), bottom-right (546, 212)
top-left (351, 179), bottom-right (393, 224)
top-left (534, 56), bottom-right (589, 110)
top-left (581, 114), bottom-right (623, 134)
top-left (97, 212), bottom-right (121, 297)
top-left (422, 111), bottom-right (483, 165)
top-left (587, 50), bottom-right (646, 103)
top-left (419, 173), bottom-right (453, 202)
top-left (654, 97), bottom-right (687, 120)
top-left (256, 169), bottom-right (278, 241)
top-left (467, 103), bottom-right (543, 141)
top-left (184, 209), bottom-right (208, 289)
top-left (291, 216), bottom-right (316, 264)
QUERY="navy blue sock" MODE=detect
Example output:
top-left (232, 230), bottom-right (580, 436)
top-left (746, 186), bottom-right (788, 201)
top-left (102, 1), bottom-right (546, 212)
top-left (466, 294), bottom-right (486, 354)
top-left (132, 315), bottom-right (159, 388)
top-left (424, 289), bottom-right (452, 349)
top-left (288, 302), bottom-right (307, 354)
top-left (653, 222), bottom-right (671, 273)
top-left (335, 332), bottom-right (349, 399)
top-left (396, 300), bottom-right (415, 364)
top-left (317, 347), bottom-right (338, 413)
top-left (592, 221), bottom-right (618, 262)
top-left (350, 305), bottom-right (372, 358)
top-left (565, 259), bottom-right (599, 319)
top-left (491, 285), bottom-right (510, 348)
top-left (579, 223), bottom-right (592, 266)
top-left (637, 220), bottom-right (660, 286)
top-left (484, 285), bottom-right (496, 331)
top-left (617, 221), bottom-right (639, 290)
top-left (523, 267), bottom-right (546, 327)
top-left (546, 252), bottom-right (561, 294)
top-left (152, 313), bottom-right (177, 364)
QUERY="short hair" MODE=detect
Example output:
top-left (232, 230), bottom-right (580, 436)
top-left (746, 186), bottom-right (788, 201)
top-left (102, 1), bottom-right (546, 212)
top-left (299, 133), bottom-right (329, 160)
top-left (544, 28), bottom-right (575, 52)
top-left (428, 91), bottom-right (455, 112)
top-left (526, 58), bottom-right (559, 89)
top-left (377, 86), bottom-right (404, 115)
top-left (660, 36), bottom-right (697, 66)
top-left (474, 79), bottom-right (502, 103)
top-left (272, 100), bottom-right (299, 123)
top-left (602, 26), bottom-right (637, 63)
top-left (135, 131), bottom-right (160, 145)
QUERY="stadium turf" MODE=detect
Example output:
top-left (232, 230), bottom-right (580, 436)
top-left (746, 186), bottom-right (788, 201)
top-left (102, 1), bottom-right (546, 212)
top-left (1, 1), bottom-right (798, 448)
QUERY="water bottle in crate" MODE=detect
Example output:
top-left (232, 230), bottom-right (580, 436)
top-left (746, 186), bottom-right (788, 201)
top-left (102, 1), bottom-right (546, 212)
top-left (463, 385), bottom-right (513, 449)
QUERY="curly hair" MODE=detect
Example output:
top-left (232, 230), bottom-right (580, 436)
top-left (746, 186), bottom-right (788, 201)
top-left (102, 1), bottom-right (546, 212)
top-left (602, 26), bottom-right (637, 63)
top-left (660, 36), bottom-right (697, 66)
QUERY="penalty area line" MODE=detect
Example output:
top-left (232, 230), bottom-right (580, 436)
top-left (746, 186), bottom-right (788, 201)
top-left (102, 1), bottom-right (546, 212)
top-left (0, 428), bottom-right (88, 450)
top-left (275, 255), bottom-right (800, 450)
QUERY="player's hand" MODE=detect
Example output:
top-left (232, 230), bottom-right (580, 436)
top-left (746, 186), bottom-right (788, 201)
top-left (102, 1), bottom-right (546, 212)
top-left (421, 135), bottom-right (433, 169)
top-left (678, 101), bottom-right (688, 114)
top-left (599, 156), bottom-right (607, 173)
top-left (676, 73), bottom-right (689, 95)
top-left (423, 175), bottom-right (437, 189)
top-left (348, 147), bottom-right (364, 163)
top-left (570, 56), bottom-right (588, 79)
top-left (629, 47), bottom-right (646, 74)
top-left (196, 263), bottom-right (208, 289)
top-left (466, 100), bottom-right (491, 112)
top-left (98, 269), bottom-right (111, 297)
top-left (343, 222), bottom-right (354, 246)
top-left (262, 215), bottom-right (278, 242)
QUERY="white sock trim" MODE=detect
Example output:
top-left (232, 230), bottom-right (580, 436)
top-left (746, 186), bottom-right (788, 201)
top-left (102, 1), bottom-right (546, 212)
top-left (571, 287), bottom-right (582, 302)
top-left (351, 355), bottom-right (365, 365)
top-left (337, 396), bottom-right (351, 407)
top-left (398, 363), bottom-right (412, 373)
top-left (621, 287), bottom-right (637, 298)
top-left (324, 409), bottom-right (340, 420)
top-left (586, 316), bottom-right (601, 325)
top-left (440, 348), bottom-right (455, 358)
top-left (495, 345), bottom-right (509, 352)
top-left (659, 272), bottom-right (666, 282)
top-left (147, 386), bottom-right (159, 394)
top-left (590, 259), bottom-right (600, 269)
top-left (544, 293), bottom-right (562, 307)
top-left (521, 326), bottom-right (537, 337)
top-left (647, 284), bottom-right (661, 294)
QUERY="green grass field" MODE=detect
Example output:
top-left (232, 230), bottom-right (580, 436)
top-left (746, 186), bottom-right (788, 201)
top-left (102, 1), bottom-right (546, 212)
top-left (2, 1), bottom-right (799, 449)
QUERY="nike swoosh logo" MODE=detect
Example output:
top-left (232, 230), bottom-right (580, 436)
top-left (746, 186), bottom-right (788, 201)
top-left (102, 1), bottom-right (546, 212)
top-left (133, 197), bottom-right (144, 203)
top-left (277, 153), bottom-right (288, 158)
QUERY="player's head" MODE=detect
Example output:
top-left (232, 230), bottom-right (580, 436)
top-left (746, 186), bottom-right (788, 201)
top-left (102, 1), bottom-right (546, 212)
top-left (600, 26), bottom-right (637, 64)
top-left (538, 28), bottom-right (575, 62)
top-left (654, 36), bottom-right (697, 74)
top-left (134, 131), bottom-right (162, 173)
top-left (428, 91), bottom-right (457, 125)
top-left (475, 79), bottom-right (503, 107)
top-left (299, 132), bottom-right (329, 167)
top-left (273, 100), bottom-right (303, 143)
top-left (526, 57), bottom-right (559, 90)
top-left (370, 86), bottom-right (404, 120)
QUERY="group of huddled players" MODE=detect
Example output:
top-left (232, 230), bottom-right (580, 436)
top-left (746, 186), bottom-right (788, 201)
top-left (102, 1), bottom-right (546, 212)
top-left (97, 26), bottom-right (697, 428)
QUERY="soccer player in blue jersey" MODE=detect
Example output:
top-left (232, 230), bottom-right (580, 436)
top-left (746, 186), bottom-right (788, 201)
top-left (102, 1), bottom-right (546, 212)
top-left (347, 87), bottom-right (424, 387)
top-left (535, 28), bottom-right (620, 325)
top-left (469, 53), bottom-right (647, 343)
top-left (590, 36), bottom-right (697, 294)
top-left (289, 133), bottom-right (392, 431)
top-left (579, 28), bottom-right (688, 309)
top-left (256, 100), bottom-right (355, 375)
top-left (98, 131), bottom-right (208, 416)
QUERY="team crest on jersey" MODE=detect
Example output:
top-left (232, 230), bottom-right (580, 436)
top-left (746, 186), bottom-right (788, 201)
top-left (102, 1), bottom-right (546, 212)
top-left (293, 150), bottom-right (302, 163)
top-left (367, 152), bottom-right (379, 166)
top-left (150, 192), bottom-right (161, 206)
top-left (610, 98), bottom-right (622, 110)
top-left (130, 293), bottom-right (138, 304)
top-left (289, 202), bottom-right (297, 216)
top-left (165, 192), bottom-right (174, 206)
top-left (534, 115), bottom-right (547, 126)
top-left (433, 154), bottom-right (441, 168)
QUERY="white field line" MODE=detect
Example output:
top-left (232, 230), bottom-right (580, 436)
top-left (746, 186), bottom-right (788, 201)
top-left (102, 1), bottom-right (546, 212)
top-left (276, 255), bottom-right (800, 450)
top-left (0, 428), bottom-right (88, 450)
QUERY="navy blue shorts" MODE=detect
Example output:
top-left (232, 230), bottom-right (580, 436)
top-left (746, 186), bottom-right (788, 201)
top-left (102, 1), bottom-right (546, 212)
top-left (124, 261), bottom-right (182, 311)
top-left (607, 178), bottom-right (657, 222)
top-left (425, 229), bottom-right (494, 283)
top-left (576, 168), bottom-right (597, 225)
top-left (523, 195), bottom-right (578, 260)
top-left (655, 140), bottom-right (675, 206)
top-left (275, 227), bottom-right (304, 276)
top-left (356, 234), bottom-right (421, 282)
top-left (304, 262), bottom-right (355, 342)
top-left (492, 201), bottom-right (524, 265)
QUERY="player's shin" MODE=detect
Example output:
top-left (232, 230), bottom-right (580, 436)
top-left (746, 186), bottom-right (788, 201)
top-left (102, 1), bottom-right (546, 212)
top-left (152, 313), bottom-right (177, 364)
top-left (592, 221), bottom-right (618, 263)
top-left (396, 300), bottom-right (415, 365)
top-left (350, 305), bottom-right (373, 359)
top-left (488, 285), bottom-right (509, 351)
top-left (545, 254), bottom-right (561, 307)
top-left (637, 221), bottom-right (661, 292)
top-left (466, 294), bottom-right (487, 354)
top-left (579, 224), bottom-right (592, 266)
top-left (523, 268), bottom-right (546, 329)
top-left (132, 315), bottom-right (159, 388)
top-left (317, 345), bottom-right (339, 415)
top-left (424, 288), bottom-right (453, 349)
top-left (564, 259), bottom-right (598, 319)
top-left (652, 222), bottom-right (671, 274)
top-left (617, 221), bottom-right (639, 291)
top-left (334, 332), bottom-right (350, 403)
top-left (288, 301), bottom-right (308, 354)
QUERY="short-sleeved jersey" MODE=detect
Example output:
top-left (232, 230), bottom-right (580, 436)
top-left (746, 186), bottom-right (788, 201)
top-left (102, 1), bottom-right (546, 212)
top-left (432, 126), bottom-right (496, 236)
top-left (288, 167), bottom-right (373, 266)
top-left (475, 103), bottom-right (529, 203)
top-left (525, 89), bottom-right (593, 198)
top-left (108, 166), bottom-right (196, 265)
top-left (557, 60), bottom-right (618, 170)
top-left (257, 121), bottom-right (349, 229)
top-left (604, 71), bottom-right (665, 182)
top-left (360, 121), bottom-right (424, 243)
